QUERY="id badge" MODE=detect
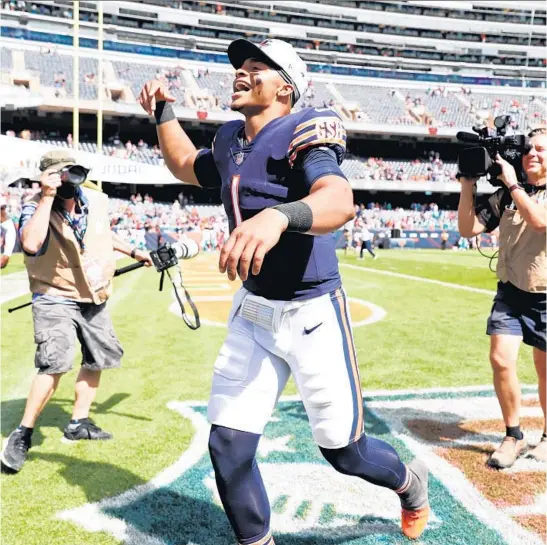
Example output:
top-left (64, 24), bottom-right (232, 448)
top-left (82, 253), bottom-right (108, 291)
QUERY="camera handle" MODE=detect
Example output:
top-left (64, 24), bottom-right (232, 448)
top-left (159, 265), bottom-right (201, 330)
top-left (114, 261), bottom-right (146, 276)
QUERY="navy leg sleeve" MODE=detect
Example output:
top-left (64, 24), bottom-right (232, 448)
top-left (208, 425), bottom-right (271, 544)
top-left (320, 433), bottom-right (407, 490)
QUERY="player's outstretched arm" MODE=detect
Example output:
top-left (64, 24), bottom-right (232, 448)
top-left (138, 79), bottom-right (201, 187)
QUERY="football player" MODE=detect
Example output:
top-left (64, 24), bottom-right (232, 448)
top-left (139, 39), bottom-right (429, 543)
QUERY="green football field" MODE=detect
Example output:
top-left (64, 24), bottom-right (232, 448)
top-left (1, 249), bottom-right (541, 545)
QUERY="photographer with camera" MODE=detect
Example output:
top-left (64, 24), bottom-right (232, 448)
top-left (458, 127), bottom-right (546, 469)
top-left (1, 150), bottom-right (152, 473)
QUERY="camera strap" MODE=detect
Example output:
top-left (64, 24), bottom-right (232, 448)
top-left (159, 265), bottom-right (201, 330)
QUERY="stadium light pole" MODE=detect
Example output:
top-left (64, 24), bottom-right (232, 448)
top-left (72, 1), bottom-right (80, 149)
top-left (97, 0), bottom-right (104, 190)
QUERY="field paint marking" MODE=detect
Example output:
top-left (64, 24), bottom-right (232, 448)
top-left (171, 297), bottom-right (386, 329)
top-left (56, 403), bottom-right (210, 541)
top-left (367, 397), bottom-right (545, 545)
top-left (2, 268), bottom-right (146, 405)
top-left (181, 285), bottom-right (229, 291)
top-left (56, 386), bottom-right (542, 545)
top-left (0, 271), bottom-right (30, 304)
top-left (341, 264), bottom-right (496, 295)
top-left (277, 384), bottom-right (538, 402)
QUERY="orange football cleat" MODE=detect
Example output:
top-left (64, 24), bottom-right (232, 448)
top-left (401, 505), bottom-right (430, 539)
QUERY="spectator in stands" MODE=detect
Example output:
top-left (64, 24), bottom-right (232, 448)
top-left (0, 150), bottom-right (153, 474)
top-left (458, 127), bottom-right (547, 469)
top-left (0, 197), bottom-right (16, 268)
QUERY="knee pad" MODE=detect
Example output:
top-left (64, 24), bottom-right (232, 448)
top-left (208, 425), bottom-right (260, 484)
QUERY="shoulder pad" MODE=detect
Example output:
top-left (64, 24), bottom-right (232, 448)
top-left (288, 108), bottom-right (346, 166)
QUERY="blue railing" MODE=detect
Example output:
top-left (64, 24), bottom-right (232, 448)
top-left (2, 26), bottom-right (544, 88)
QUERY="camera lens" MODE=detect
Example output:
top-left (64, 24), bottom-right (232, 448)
top-left (61, 165), bottom-right (88, 185)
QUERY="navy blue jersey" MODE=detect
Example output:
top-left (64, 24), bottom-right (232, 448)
top-left (194, 107), bottom-right (348, 301)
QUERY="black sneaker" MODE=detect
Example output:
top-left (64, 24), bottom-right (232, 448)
top-left (63, 419), bottom-right (113, 442)
top-left (1, 428), bottom-right (32, 472)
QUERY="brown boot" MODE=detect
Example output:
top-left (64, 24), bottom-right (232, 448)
top-left (488, 436), bottom-right (529, 469)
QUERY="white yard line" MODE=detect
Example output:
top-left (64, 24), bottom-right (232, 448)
top-left (341, 264), bottom-right (496, 295)
top-left (0, 271), bottom-right (30, 304)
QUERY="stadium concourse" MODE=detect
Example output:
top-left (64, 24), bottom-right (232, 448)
top-left (1, 1), bottom-right (546, 545)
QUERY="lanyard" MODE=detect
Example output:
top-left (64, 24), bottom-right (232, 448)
top-left (58, 209), bottom-right (87, 251)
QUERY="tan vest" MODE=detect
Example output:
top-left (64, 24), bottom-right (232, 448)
top-left (497, 188), bottom-right (547, 293)
top-left (24, 188), bottom-right (116, 304)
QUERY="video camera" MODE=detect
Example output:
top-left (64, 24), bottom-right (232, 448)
top-left (150, 240), bottom-right (200, 273)
top-left (456, 115), bottom-right (532, 187)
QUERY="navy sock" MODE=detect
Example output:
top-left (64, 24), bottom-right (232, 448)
top-left (506, 425), bottom-right (523, 440)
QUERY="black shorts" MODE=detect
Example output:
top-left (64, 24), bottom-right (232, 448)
top-left (486, 281), bottom-right (546, 351)
top-left (32, 297), bottom-right (123, 374)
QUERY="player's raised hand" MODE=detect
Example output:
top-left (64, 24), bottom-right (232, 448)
top-left (219, 209), bottom-right (289, 282)
top-left (138, 79), bottom-right (176, 116)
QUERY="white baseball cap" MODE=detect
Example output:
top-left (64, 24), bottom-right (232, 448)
top-left (228, 39), bottom-right (307, 105)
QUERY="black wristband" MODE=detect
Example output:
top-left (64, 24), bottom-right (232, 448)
top-left (154, 101), bottom-right (176, 125)
top-left (130, 248), bottom-right (137, 259)
top-left (272, 201), bottom-right (313, 233)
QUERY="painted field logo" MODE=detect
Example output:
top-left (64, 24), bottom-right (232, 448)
top-left (57, 388), bottom-right (545, 545)
top-left (168, 261), bottom-right (387, 329)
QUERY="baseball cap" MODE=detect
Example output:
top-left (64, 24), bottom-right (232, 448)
top-left (31, 150), bottom-right (78, 181)
top-left (228, 39), bottom-right (307, 105)
top-left (39, 150), bottom-right (78, 172)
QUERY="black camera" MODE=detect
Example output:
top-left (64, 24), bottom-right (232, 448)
top-left (59, 165), bottom-right (89, 186)
top-left (150, 241), bottom-right (199, 272)
top-left (457, 115), bottom-right (532, 187)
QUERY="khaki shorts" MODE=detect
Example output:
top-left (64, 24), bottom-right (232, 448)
top-left (32, 297), bottom-right (123, 375)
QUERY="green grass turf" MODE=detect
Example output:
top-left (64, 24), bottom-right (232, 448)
top-left (0, 252), bottom-right (25, 275)
top-left (0, 250), bottom-right (536, 545)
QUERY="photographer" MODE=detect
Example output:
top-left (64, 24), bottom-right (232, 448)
top-left (1, 151), bottom-right (152, 474)
top-left (458, 127), bottom-right (546, 469)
